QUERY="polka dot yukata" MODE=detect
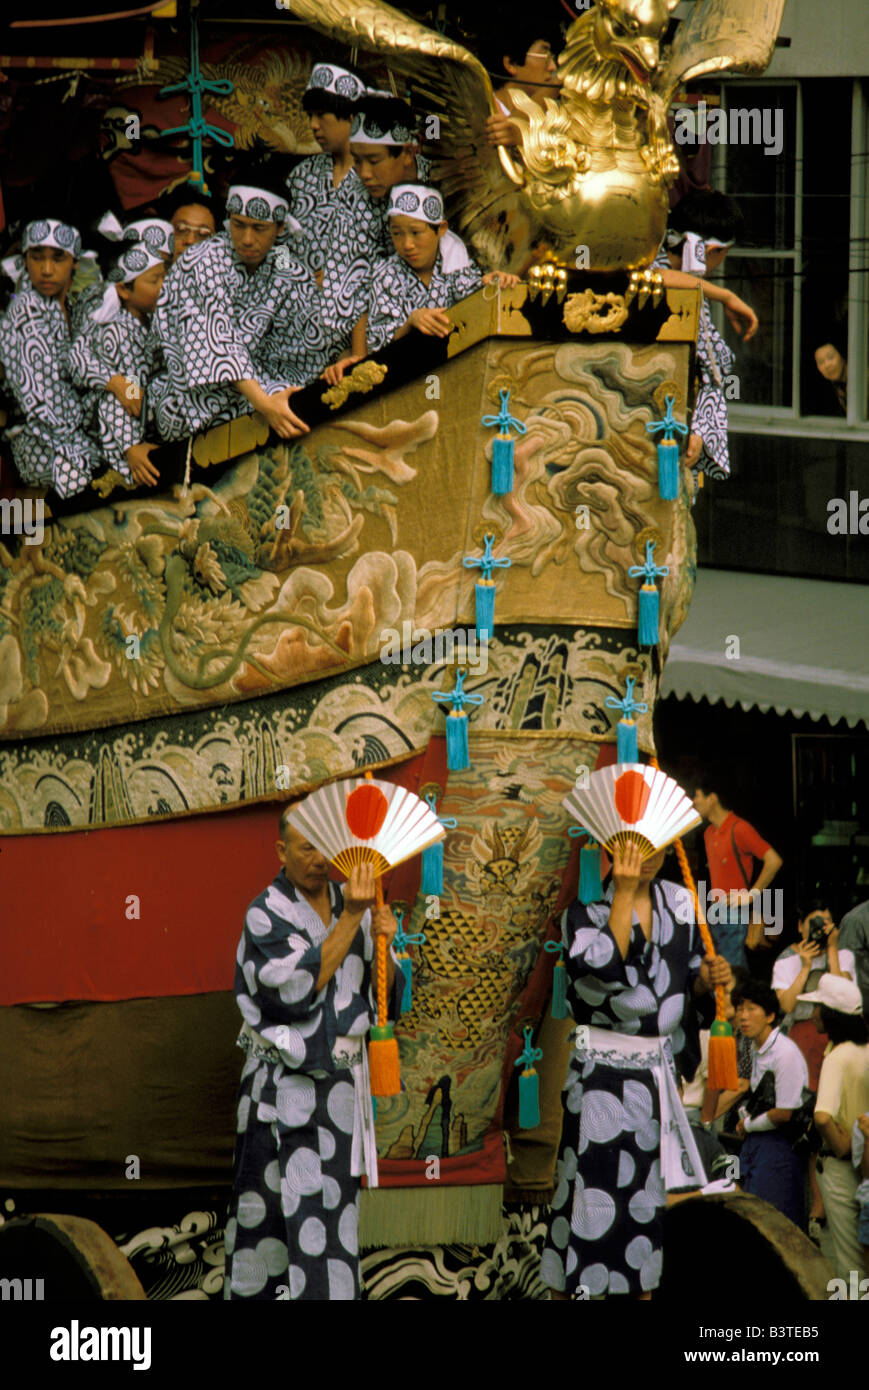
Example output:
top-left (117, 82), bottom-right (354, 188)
top-left (541, 880), bottom-right (712, 1298)
top-left (225, 873), bottom-right (401, 1301)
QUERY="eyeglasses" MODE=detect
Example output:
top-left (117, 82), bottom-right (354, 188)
top-left (173, 224), bottom-right (213, 239)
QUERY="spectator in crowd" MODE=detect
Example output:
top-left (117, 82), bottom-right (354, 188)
top-left (483, 21), bottom-right (563, 147)
top-left (692, 775), bottom-right (783, 970)
top-left (838, 896), bottom-right (869, 1014)
top-left (733, 979), bottom-right (808, 1229)
top-left (802, 974), bottom-right (869, 1280)
top-left (813, 335), bottom-right (848, 414)
top-left (772, 899), bottom-right (855, 1237)
top-left (852, 1112), bottom-right (869, 1275)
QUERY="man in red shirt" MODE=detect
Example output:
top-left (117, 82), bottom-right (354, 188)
top-left (692, 776), bottom-right (783, 969)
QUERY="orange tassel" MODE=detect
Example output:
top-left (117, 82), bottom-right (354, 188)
top-left (369, 877), bottom-right (401, 1096)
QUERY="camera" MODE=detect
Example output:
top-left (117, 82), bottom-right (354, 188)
top-left (807, 914), bottom-right (828, 948)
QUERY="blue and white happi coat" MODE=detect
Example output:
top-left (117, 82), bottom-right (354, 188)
top-left (225, 872), bottom-right (402, 1301)
top-left (147, 232), bottom-right (329, 441)
top-left (654, 246), bottom-right (734, 480)
top-left (0, 286), bottom-right (98, 496)
top-left (68, 305), bottom-right (152, 479)
top-left (365, 248), bottom-right (483, 352)
top-left (285, 156), bottom-right (386, 357)
top-left (540, 880), bottom-right (712, 1299)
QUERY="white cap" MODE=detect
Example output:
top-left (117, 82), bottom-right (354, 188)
top-left (797, 973), bottom-right (863, 1016)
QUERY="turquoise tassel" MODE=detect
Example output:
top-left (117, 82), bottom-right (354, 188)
top-left (579, 842), bottom-right (603, 904)
top-left (463, 534), bottom-right (512, 642)
top-left (568, 825), bottom-right (603, 903)
top-left (491, 437), bottom-right (514, 494)
top-left (617, 719), bottom-right (638, 762)
top-left (475, 581), bottom-right (495, 641)
top-left (544, 940), bottom-right (569, 1019)
top-left (514, 1025), bottom-right (543, 1129)
top-left (628, 541), bottom-right (669, 650)
top-left (445, 712), bottom-right (469, 770)
top-left (605, 676), bottom-right (648, 765)
top-left (392, 909), bottom-right (426, 1015)
top-left (398, 956), bottom-right (413, 1013)
top-left (421, 793), bottom-right (457, 894)
top-left (432, 670), bottom-right (484, 772)
top-left (482, 389), bottom-right (526, 497)
top-left (646, 395), bottom-right (689, 502)
top-left (637, 585), bottom-right (660, 645)
top-left (421, 839), bottom-right (444, 894)
top-left (657, 441), bottom-right (680, 500)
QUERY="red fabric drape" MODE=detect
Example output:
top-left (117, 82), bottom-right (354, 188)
top-left (1, 757), bottom-right (429, 1007)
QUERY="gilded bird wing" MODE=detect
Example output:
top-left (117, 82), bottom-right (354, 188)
top-left (654, 0), bottom-right (787, 97)
top-left (283, 0), bottom-right (541, 272)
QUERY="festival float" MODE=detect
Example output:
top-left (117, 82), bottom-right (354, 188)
top-left (0, 0), bottom-right (829, 1300)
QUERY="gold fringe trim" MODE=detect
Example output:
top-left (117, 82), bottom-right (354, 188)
top-left (359, 1182), bottom-right (504, 1250)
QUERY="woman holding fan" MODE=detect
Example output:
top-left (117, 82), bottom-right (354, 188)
top-left (541, 767), bottom-right (731, 1301)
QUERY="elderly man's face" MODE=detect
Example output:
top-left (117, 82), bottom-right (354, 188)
top-left (276, 824), bottom-right (331, 894)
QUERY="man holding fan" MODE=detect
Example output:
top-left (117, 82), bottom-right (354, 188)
top-left (224, 804), bottom-right (398, 1302)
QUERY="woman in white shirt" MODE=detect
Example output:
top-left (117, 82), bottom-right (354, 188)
top-left (802, 974), bottom-right (869, 1281)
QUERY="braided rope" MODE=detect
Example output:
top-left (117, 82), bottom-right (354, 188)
top-left (649, 755), bottom-right (727, 1022)
top-left (374, 876), bottom-right (387, 1028)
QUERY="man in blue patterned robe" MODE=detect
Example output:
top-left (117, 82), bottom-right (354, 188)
top-left (148, 175), bottom-right (328, 443)
top-left (225, 807), bottom-right (401, 1301)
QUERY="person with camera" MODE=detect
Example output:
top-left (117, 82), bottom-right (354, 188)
top-left (800, 975), bottom-right (869, 1281)
top-left (772, 902), bottom-right (856, 1089)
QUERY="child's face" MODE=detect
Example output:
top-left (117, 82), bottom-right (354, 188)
top-left (703, 245), bottom-right (730, 273)
top-left (308, 109), bottom-right (352, 153)
top-left (389, 215), bottom-right (444, 274)
top-left (119, 262), bottom-right (166, 316)
top-left (351, 144), bottom-right (416, 199)
top-left (25, 246), bottom-right (75, 299)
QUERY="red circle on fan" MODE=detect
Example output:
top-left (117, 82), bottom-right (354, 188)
top-left (614, 769), bottom-right (651, 824)
top-left (345, 784), bottom-right (389, 838)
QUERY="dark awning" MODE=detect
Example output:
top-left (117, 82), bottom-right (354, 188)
top-left (660, 568), bottom-right (869, 729)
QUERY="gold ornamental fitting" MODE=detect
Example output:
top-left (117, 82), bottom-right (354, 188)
top-left (419, 782), bottom-right (444, 804)
top-left (633, 526), bottom-right (665, 561)
top-left (526, 261), bottom-right (569, 305)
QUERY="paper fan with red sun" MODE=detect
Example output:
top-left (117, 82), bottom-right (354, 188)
top-left (286, 776), bottom-right (446, 877)
top-left (562, 764), bottom-right (701, 859)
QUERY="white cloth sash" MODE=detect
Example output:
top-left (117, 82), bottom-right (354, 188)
top-left (574, 1025), bottom-right (708, 1192)
top-left (238, 1021), bottom-right (378, 1188)
top-left (333, 1035), bottom-right (379, 1188)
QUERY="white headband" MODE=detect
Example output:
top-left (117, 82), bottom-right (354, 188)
top-left (350, 106), bottom-right (416, 147)
top-left (98, 211), bottom-right (174, 254)
top-left (23, 218), bottom-right (81, 258)
top-left (306, 63), bottom-right (367, 102)
top-left (665, 228), bottom-right (706, 274)
top-left (107, 242), bottom-right (166, 284)
top-left (388, 184), bottom-right (444, 224)
top-left (226, 186), bottom-right (290, 224)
